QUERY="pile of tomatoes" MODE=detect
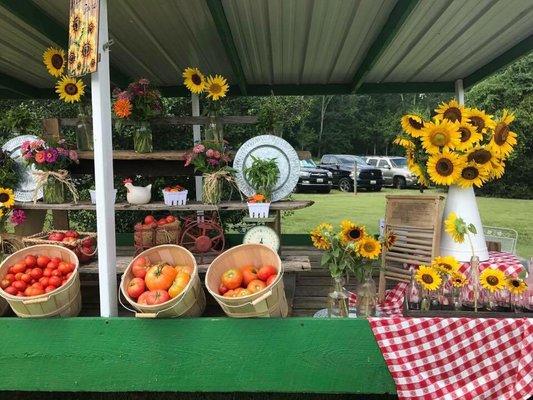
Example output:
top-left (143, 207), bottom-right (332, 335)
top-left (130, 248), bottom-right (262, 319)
top-left (0, 254), bottom-right (76, 297)
top-left (163, 184), bottom-right (185, 193)
top-left (126, 256), bottom-right (192, 305)
top-left (218, 265), bottom-right (278, 297)
top-left (141, 214), bottom-right (177, 228)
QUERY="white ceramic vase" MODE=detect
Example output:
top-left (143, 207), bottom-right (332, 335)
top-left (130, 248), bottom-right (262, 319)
top-left (440, 185), bottom-right (489, 262)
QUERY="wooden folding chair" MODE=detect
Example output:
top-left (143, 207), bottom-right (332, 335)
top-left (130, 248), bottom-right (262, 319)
top-left (378, 195), bottom-right (445, 302)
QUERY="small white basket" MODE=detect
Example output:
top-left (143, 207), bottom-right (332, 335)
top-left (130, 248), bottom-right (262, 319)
top-left (89, 189), bottom-right (117, 205)
top-left (247, 202), bottom-right (271, 218)
top-left (163, 189), bottom-right (188, 206)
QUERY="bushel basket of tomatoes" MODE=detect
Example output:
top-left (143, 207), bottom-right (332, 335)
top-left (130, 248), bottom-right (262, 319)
top-left (22, 230), bottom-right (97, 265)
top-left (120, 244), bottom-right (205, 318)
top-left (134, 214), bottom-right (181, 254)
top-left (0, 244), bottom-right (81, 318)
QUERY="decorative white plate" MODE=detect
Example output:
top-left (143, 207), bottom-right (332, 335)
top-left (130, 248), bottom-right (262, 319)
top-left (2, 135), bottom-right (42, 202)
top-left (233, 135), bottom-right (301, 202)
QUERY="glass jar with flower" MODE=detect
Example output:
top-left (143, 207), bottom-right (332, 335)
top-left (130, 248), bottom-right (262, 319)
top-left (310, 220), bottom-right (386, 318)
top-left (432, 255), bottom-right (462, 309)
top-left (479, 267), bottom-right (506, 311)
top-left (414, 265), bottom-right (442, 311)
top-left (20, 139), bottom-right (79, 204)
top-left (112, 78), bottom-right (163, 153)
top-left (506, 275), bottom-right (528, 312)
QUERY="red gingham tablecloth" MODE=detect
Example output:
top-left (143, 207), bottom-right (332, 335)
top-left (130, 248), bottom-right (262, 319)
top-left (369, 317), bottom-right (533, 400)
top-left (459, 251), bottom-right (525, 277)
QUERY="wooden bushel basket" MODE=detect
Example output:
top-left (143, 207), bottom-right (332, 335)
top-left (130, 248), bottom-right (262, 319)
top-left (120, 245), bottom-right (205, 318)
top-left (206, 244), bottom-right (288, 318)
top-left (0, 245), bottom-right (81, 318)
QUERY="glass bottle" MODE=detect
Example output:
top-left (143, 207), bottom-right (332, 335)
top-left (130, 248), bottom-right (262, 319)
top-left (327, 276), bottom-right (349, 318)
top-left (461, 255), bottom-right (484, 312)
top-left (407, 272), bottom-right (420, 310)
top-left (355, 270), bottom-right (376, 318)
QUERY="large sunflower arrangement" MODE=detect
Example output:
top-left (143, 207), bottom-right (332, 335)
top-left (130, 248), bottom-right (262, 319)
top-left (394, 100), bottom-right (518, 188)
top-left (310, 220), bottom-right (386, 282)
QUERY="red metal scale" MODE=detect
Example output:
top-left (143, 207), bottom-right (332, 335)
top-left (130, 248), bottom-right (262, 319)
top-left (179, 212), bottom-right (225, 263)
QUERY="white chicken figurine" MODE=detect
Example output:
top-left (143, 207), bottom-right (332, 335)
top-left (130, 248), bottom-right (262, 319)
top-left (123, 178), bottom-right (152, 205)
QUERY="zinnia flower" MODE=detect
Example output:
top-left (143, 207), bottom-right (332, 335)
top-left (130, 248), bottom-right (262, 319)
top-left (117, 91), bottom-right (131, 100)
top-left (35, 151), bottom-right (46, 164)
top-left (213, 150), bottom-right (221, 159)
top-left (114, 98), bottom-right (132, 118)
top-left (206, 149), bottom-right (215, 157)
top-left (208, 158), bottom-right (219, 166)
top-left (21, 141), bottom-right (30, 153)
top-left (193, 144), bottom-right (205, 154)
top-left (45, 148), bottom-right (58, 163)
top-left (10, 209), bottom-right (26, 225)
top-left (69, 150), bottom-right (79, 162)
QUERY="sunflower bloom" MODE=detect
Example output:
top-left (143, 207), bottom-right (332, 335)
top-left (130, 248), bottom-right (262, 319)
top-left (479, 268), bottom-right (505, 293)
top-left (401, 113), bottom-right (425, 137)
top-left (310, 223), bottom-right (332, 251)
top-left (421, 119), bottom-right (461, 154)
top-left (489, 109), bottom-right (517, 158)
top-left (183, 67), bottom-right (206, 94)
top-left (393, 136), bottom-right (416, 150)
top-left (205, 74), bottom-right (229, 100)
top-left (466, 146), bottom-right (497, 168)
top-left (465, 107), bottom-right (496, 134)
top-left (432, 256), bottom-right (460, 275)
top-left (339, 220), bottom-right (366, 245)
top-left (445, 212), bottom-right (464, 243)
top-left (506, 277), bottom-right (527, 295)
top-left (489, 159), bottom-right (505, 180)
top-left (0, 187), bottom-right (15, 208)
top-left (434, 99), bottom-right (465, 122)
top-left (450, 271), bottom-right (468, 288)
top-left (43, 47), bottom-right (65, 77)
top-left (455, 121), bottom-right (482, 151)
top-left (456, 162), bottom-right (489, 188)
top-left (55, 76), bottom-right (85, 103)
top-left (357, 236), bottom-right (381, 259)
top-left (426, 150), bottom-right (464, 186)
top-left (415, 265), bottom-right (442, 291)
top-left (113, 98), bottom-right (132, 118)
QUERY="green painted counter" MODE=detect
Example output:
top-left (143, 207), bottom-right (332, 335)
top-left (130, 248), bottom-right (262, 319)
top-left (0, 317), bottom-right (396, 394)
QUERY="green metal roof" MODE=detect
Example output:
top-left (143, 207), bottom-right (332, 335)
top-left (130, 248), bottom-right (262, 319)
top-left (0, 0), bottom-right (532, 98)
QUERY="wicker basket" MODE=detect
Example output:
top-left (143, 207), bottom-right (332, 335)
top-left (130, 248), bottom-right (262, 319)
top-left (0, 245), bottom-right (81, 318)
top-left (206, 244), bottom-right (288, 318)
top-left (120, 245), bottom-right (205, 318)
top-left (155, 220), bottom-right (181, 246)
top-left (23, 230), bottom-right (97, 265)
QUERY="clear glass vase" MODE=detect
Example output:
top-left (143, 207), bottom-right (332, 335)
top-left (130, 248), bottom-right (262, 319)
top-left (75, 113), bottom-right (93, 151)
top-left (407, 272), bottom-right (420, 310)
top-left (204, 115), bottom-right (224, 143)
top-left (133, 122), bottom-right (153, 153)
top-left (43, 177), bottom-right (65, 204)
top-left (327, 276), bottom-right (349, 318)
top-left (461, 255), bottom-right (484, 312)
top-left (355, 270), bottom-right (377, 318)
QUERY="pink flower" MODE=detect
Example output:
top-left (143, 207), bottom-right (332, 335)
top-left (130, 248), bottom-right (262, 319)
top-left (117, 91), bottom-right (131, 100)
top-left (45, 148), bottom-right (58, 163)
top-left (57, 147), bottom-right (69, 156)
top-left (213, 150), bottom-right (221, 159)
top-left (21, 141), bottom-right (30, 153)
top-left (10, 209), bottom-right (26, 225)
top-left (206, 149), bottom-right (215, 158)
top-left (30, 140), bottom-right (44, 150)
top-left (35, 151), bottom-right (46, 164)
top-left (69, 150), bottom-right (79, 162)
top-left (207, 158), bottom-right (219, 166)
top-left (184, 153), bottom-right (193, 167)
top-left (138, 78), bottom-right (150, 85)
top-left (193, 144), bottom-right (205, 154)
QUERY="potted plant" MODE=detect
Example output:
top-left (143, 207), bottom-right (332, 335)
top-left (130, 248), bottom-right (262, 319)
top-left (20, 139), bottom-right (79, 204)
top-left (162, 184), bottom-right (188, 206)
top-left (112, 78), bottom-right (164, 153)
top-left (243, 156), bottom-right (280, 218)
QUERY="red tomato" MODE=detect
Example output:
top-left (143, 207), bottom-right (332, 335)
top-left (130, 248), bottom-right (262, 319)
top-left (14, 272), bottom-right (23, 281)
top-left (12, 281), bottom-right (27, 291)
top-left (51, 269), bottom-right (62, 277)
top-left (66, 272), bottom-right (73, 280)
top-left (39, 277), bottom-right (50, 287)
top-left (12, 262), bottom-right (27, 274)
top-left (47, 261), bottom-right (58, 270)
top-left (157, 218), bottom-right (167, 226)
top-left (132, 256), bottom-right (150, 279)
top-left (221, 268), bottom-right (243, 290)
top-left (223, 289), bottom-right (236, 298)
top-left (145, 264), bottom-right (177, 291)
top-left (49, 276), bottom-right (62, 287)
top-left (36, 255), bottom-right (51, 268)
top-left (234, 288), bottom-right (251, 297)
top-left (257, 265), bottom-right (277, 281)
top-left (266, 274), bottom-right (276, 287)
top-left (21, 273), bottom-right (32, 283)
top-left (16, 292), bottom-right (24, 297)
top-left (127, 278), bottom-right (146, 300)
top-left (146, 290), bottom-right (171, 305)
top-left (144, 215), bottom-right (155, 225)
top-left (5, 273), bottom-right (14, 283)
top-left (51, 257), bottom-right (61, 264)
top-left (218, 283), bottom-right (228, 295)
top-left (247, 279), bottom-right (267, 293)
top-left (64, 230), bottom-right (79, 238)
top-left (30, 268), bottom-right (43, 280)
top-left (8, 266), bottom-right (15, 274)
top-left (241, 265), bottom-right (258, 286)
top-left (25, 287), bottom-right (45, 297)
top-left (45, 285), bottom-right (57, 293)
top-left (4, 286), bottom-right (17, 295)
top-left (165, 215), bottom-right (176, 223)
top-left (24, 255), bottom-right (37, 268)
top-left (0, 279), bottom-right (11, 289)
top-left (58, 262), bottom-right (74, 275)
top-left (137, 291), bottom-right (150, 305)
top-left (31, 282), bottom-right (44, 290)
top-left (43, 268), bottom-right (53, 277)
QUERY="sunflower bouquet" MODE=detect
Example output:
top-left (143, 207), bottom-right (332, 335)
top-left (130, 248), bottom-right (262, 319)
top-left (394, 100), bottom-right (517, 188)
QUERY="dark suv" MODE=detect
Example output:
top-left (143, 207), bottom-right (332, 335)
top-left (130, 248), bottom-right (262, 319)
top-left (296, 159), bottom-right (333, 193)
top-left (318, 154), bottom-right (383, 192)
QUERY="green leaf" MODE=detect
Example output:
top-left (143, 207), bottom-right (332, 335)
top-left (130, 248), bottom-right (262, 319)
top-left (321, 252), bottom-right (331, 266)
top-left (467, 224), bottom-right (477, 234)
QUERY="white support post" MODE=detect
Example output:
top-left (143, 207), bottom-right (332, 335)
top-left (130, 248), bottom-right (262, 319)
top-left (192, 93), bottom-right (202, 201)
top-left (455, 79), bottom-right (465, 106)
top-left (91, 0), bottom-right (117, 317)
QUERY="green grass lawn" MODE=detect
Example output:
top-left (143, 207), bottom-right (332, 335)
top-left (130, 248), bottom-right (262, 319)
top-left (284, 188), bottom-right (533, 258)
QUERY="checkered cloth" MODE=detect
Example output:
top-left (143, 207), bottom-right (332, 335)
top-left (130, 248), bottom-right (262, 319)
top-left (370, 317), bottom-right (533, 400)
top-left (348, 282), bottom-right (407, 317)
top-left (459, 251), bottom-right (525, 277)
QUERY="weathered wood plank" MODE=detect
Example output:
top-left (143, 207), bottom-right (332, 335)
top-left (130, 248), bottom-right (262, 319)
top-left (0, 318), bottom-right (395, 394)
top-left (60, 115), bottom-right (259, 126)
top-left (77, 150), bottom-right (187, 160)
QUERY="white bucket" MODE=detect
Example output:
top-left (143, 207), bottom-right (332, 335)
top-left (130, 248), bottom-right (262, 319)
top-left (90, 189), bottom-right (117, 204)
top-left (248, 202), bottom-right (270, 218)
top-left (440, 185), bottom-right (489, 262)
top-left (163, 190), bottom-right (188, 206)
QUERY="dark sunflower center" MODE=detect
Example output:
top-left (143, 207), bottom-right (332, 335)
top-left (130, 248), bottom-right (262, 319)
top-left (459, 127), bottom-right (472, 142)
top-left (440, 263), bottom-right (452, 271)
top-left (363, 242), bottom-right (374, 252)
top-left (409, 118), bottom-right (423, 130)
top-left (210, 83), bottom-right (221, 93)
top-left (511, 280), bottom-right (520, 288)
top-left (65, 83), bottom-right (78, 95)
top-left (68, 51), bottom-right (76, 66)
top-left (486, 276), bottom-right (499, 286)
top-left (431, 131), bottom-right (448, 146)
top-left (51, 54), bottom-right (64, 69)
top-left (0, 193), bottom-right (9, 202)
top-left (468, 149), bottom-right (491, 164)
top-left (436, 158), bottom-right (454, 176)
top-left (444, 107), bottom-right (461, 122)
top-left (191, 74), bottom-right (202, 85)
top-left (469, 116), bottom-right (485, 132)
top-left (462, 166), bottom-right (479, 180)
top-left (422, 274), bottom-right (434, 284)
top-left (81, 42), bottom-right (92, 57)
top-left (349, 229), bottom-right (362, 240)
top-left (494, 123), bottom-right (509, 145)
